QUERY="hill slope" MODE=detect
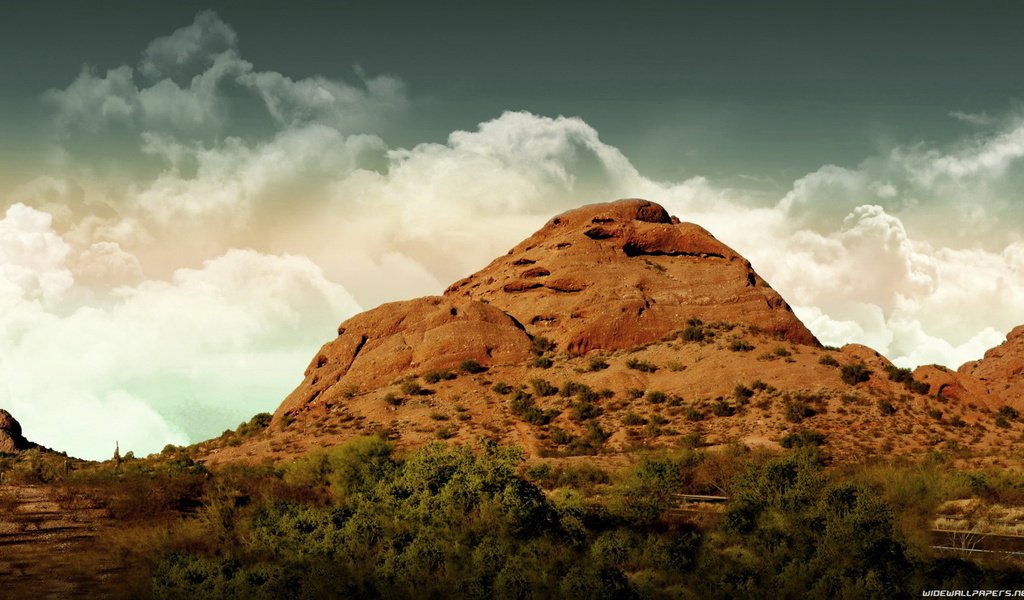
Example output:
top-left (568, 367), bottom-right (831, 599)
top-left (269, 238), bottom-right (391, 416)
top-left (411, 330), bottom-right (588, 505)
top-left (198, 199), bottom-right (1024, 468)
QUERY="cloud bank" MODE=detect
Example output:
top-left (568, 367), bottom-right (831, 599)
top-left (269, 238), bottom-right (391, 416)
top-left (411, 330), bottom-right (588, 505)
top-left (3, 11), bottom-right (1023, 459)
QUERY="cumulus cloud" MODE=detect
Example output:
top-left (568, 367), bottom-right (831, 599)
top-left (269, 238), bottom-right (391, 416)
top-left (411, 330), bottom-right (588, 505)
top-left (44, 10), bottom-right (407, 147)
top-left (140, 10), bottom-right (238, 82)
top-left (0, 205), bottom-right (361, 459)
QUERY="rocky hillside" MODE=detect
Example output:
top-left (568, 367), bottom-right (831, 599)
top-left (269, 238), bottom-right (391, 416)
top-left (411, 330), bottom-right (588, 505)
top-left (197, 199), bottom-right (1024, 469)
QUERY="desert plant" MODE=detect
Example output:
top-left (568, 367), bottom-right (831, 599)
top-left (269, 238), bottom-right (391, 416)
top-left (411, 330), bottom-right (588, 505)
top-left (645, 391), bottom-right (667, 404)
top-left (818, 354), bottom-right (840, 367)
top-left (459, 360), bottom-right (487, 374)
top-left (531, 356), bottom-right (554, 369)
top-left (728, 338), bottom-right (754, 352)
top-left (711, 400), bottom-right (735, 417)
top-left (780, 429), bottom-right (826, 448)
top-left (424, 370), bottom-right (457, 384)
top-left (622, 412), bottom-right (648, 426)
top-left (840, 363), bottom-right (872, 385)
top-left (877, 399), bottom-right (897, 416)
top-left (531, 336), bottom-right (555, 355)
top-left (785, 400), bottom-right (815, 423)
top-left (625, 358), bottom-right (657, 373)
top-left (530, 378), bottom-right (559, 397)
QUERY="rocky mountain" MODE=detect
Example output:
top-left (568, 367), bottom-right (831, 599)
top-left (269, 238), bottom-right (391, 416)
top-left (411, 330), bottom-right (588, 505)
top-left (199, 199), bottom-right (1024, 469)
top-left (445, 199), bottom-right (817, 352)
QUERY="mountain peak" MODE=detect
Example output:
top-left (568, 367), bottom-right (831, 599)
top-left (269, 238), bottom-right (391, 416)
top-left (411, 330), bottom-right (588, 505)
top-left (445, 198), bottom-right (818, 353)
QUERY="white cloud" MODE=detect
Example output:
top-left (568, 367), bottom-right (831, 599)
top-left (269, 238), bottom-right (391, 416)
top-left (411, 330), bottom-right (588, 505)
top-left (0, 204), bottom-right (73, 306)
top-left (0, 239), bottom-right (361, 460)
top-left (140, 9), bottom-right (238, 82)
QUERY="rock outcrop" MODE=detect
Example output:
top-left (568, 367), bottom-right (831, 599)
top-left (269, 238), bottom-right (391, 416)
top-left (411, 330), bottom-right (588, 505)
top-left (275, 296), bottom-right (534, 419)
top-left (0, 409), bottom-right (33, 454)
top-left (445, 199), bottom-right (818, 353)
top-left (959, 325), bottom-right (1024, 409)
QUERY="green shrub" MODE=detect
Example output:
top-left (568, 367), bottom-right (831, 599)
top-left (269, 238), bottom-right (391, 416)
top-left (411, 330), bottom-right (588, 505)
top-left (877, 399), bottom-right (897, 416)
top-left (680, 325), bottom-right (706, 342)
top-left (492, 382), bottom-right (513, 395)
top-left (625, 358), bottom-right (658, 373)
top-left (550, 427), bottom-right (573, 445)
top-left (570, 401), bottom-right (603, 422)
top-left (818, 354), bottom-right (840, 367)
top-left (459, 360), bottom-right (487, 374)
top-left (530, 378), bottom-right (559, 397)
top-left (711, 400), bottom-right (735, 417)
top-left (780, 429), bottom-right (826, 448)
top-left (531, 336), bottom-right (555, 355)
top-left (645, 391), bottom-right (667, 404)
top-left (622, 412), bottom-right (648, 426)
top-left (560, 381), bottom-right (590, 397)
top-left (734, 384), bottom-right (754, 402)
top-left (626, 388), bottom-right (645, 400)
top-left (840, 363), bottom-right (872, 385)
top-left (998, 406), bottom-right (1020, 420)
top-left (531, 356), bottom-right (554, 369)
top-left (587, 357), bottom-right (609, 371)
top-left (785, 400), bottom-right (815, 423)
top-left (401, 380), bottom-right (428, 396)
top-left (424, 370), bottom-right (456, 384)
top-left (728, 338), bottom-right (754, 352)
top-left (384, 393), bottom-right (403, 406)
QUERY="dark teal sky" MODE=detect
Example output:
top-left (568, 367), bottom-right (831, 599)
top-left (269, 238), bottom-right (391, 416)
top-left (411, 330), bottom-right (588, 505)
top-left (2, 1), bottom-right (1024, 190)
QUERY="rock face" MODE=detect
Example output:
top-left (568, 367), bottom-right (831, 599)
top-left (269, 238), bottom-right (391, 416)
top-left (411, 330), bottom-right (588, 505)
top-left (445, 199), bottom-right (818, 353)
top-left (0, 409), bottom-right (33, 454)
top-left (275, 297), bottom-right (534, 419)
top-left (276, 199), bottom-right (818, 422)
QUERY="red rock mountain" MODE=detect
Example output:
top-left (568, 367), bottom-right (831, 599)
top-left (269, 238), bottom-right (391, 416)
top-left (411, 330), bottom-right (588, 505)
top-left (446, 199), bottom-right (817, 352)
top-left (202, 198), bottom-right (1024, 469)
top-left (276, 199), bottom-right (816, 421)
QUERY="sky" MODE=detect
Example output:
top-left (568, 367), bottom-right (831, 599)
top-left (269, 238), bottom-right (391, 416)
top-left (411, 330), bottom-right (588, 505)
top-left (2, 1), bottom-right (1023, 459)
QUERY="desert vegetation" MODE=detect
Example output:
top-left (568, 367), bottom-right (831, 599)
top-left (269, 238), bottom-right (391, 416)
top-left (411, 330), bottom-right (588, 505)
top-left (5, 437), bottom-right (1024, 598)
